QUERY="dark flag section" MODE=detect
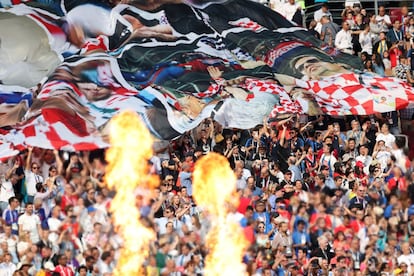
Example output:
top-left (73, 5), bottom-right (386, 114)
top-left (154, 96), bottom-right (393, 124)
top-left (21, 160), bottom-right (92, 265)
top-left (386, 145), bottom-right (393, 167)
top-left (0, 0), bottom-right (413, 155)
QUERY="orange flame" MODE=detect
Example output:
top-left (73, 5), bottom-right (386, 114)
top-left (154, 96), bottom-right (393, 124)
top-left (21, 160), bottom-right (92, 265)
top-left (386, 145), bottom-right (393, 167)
top-left (105, 110), bottom-right (158, 275)
top-left (193, 152), bottom-right (248, 275)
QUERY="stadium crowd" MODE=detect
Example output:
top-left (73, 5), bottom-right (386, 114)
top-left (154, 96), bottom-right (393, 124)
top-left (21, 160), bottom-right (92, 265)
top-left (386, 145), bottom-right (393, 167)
top-left (0, 108), bottom-right (412, 276)
top-left (0, 1), bottom-right (413, 276)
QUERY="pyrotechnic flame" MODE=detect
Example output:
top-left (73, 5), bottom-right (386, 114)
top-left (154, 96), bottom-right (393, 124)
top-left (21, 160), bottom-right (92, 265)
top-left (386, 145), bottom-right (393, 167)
top-left (105, 110), bottom-right (158, 275)
top-left (193, 152), bottom-right (248, 276)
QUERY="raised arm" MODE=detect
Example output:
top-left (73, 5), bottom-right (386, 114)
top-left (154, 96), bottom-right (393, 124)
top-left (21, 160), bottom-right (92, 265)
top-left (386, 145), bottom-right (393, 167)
top-left (25, 147), bottom-right (33, 171)
top-left (279, 124), bottom-right (287, 147)
top-left (53, 150), bottom-right (64, 176)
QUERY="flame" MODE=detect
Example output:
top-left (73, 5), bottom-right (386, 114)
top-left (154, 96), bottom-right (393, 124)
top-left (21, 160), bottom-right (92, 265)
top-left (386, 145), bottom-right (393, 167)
top-left (193, 152), bottom-right (248, 276)
top-left (105, 110), bottom-right (158, 275)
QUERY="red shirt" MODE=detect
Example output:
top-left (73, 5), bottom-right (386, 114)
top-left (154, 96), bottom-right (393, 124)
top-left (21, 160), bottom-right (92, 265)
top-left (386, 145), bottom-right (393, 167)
top-left (243, 225), bottom-right (255, 244)
top-left (237, 197), bottom-right (252, 215)
top-left (388, 177), bottom-right (407, 192)
top-left (60, 194), bottom-right (78, 212)
top-left (350, 220), bottom-right (364, 234)
top-left (310, 213), bottom-right (332, 229)
top-left (54, 265), bottom-right (74, 276)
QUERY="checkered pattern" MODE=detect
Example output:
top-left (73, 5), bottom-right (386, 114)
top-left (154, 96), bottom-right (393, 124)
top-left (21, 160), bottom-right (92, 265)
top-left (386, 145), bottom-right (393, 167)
top-left (293, 72), bottom-right (414, 115)
top-left (228, 18), bottom-right (266, 32)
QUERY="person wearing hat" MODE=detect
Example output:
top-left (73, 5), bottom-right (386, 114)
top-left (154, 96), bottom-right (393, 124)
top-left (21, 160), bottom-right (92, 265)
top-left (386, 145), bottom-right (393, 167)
top-left (253, 199), bottom-right (272, 233)
top-left (16, 261), bottom-right (33, 275)
top-left (286, 261), bottom-right (301, 276)
top-left (79, 205), bottom-right (100, 234)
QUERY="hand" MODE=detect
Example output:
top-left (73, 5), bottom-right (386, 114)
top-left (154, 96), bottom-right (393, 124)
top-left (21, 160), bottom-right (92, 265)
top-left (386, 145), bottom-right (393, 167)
top-left (274, 73), bottom-right (296, 86)
top-left (207, 66), bottom-right (223, 80)
top-left (362, 123), bottom-right (367, 131)
top-left (282, 124), bottom-right (287, 130)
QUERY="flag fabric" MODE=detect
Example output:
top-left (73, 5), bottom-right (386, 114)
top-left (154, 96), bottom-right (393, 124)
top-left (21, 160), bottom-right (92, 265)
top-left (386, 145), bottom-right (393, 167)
top-left (0, 0), bottom-right (413, 157)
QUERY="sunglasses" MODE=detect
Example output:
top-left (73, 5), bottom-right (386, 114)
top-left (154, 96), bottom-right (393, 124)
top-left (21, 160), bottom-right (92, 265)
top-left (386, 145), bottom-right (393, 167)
top-left (32, 167), bottom-right (39, 170)
top-left (296, 58), bottom-right (320, 72)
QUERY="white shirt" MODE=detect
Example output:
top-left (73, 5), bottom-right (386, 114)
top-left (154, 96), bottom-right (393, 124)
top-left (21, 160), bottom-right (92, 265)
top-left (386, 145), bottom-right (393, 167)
top-left (0, 180), bottom-right (15, 203)
top-left (0, 234), bottom-right (17, 256)
top-left (24, 170), bottom-right (43, 196)
top-left (314, 8), bottom-right (332, 22)
top-left (18, 213), bottom-right (40, 243)
top-left (398, 254), bottom-right (414, 274)
top-left (155, 217), bottom-right (182, 235)
top-left (359, 31), bottom-right (373, 55)
top-left (335, 29), bottom-right (353, 50)
top-left (270, 0), bottom-right (287, 15)
top-left (175, 254), bottom-right (192, 268)
top-left (344, 0), bottom-right (360, 7)
top-left (236, 178), bottom-right (247, 190)
top-left (376, 133), bottom-right (395, 149)
top-left (0, 262), bottom-right (16, 276)
top-left (47, 217), bottom-right (62, 243)
top-left (279, 2), bottom-right (300, 21)
top-left (97, 260), bottom-right (113, 275)
top-left (375, 150), bottom-right (391, 170)
top-left (375, 14), bottom-right (391, 32)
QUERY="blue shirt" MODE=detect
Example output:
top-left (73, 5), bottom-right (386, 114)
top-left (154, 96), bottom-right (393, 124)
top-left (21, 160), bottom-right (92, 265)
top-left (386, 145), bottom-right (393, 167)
top-left (292, 229), bottom-right (310, 253)
top-left (179, 171), bottom-right (193, 196)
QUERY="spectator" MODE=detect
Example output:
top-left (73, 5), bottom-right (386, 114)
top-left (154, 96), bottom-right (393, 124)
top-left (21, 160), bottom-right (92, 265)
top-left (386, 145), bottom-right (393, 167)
top-left (54, 254), bottom-right (75, 276)
top-left (395, 55), bottom-right (414, 85)
top-left (359, 24), bottom-right (373, 55)
top-left (375, 5), bottom-right (392, 33)
top-left (369, 13), bottom-right (382, 42)
top-left (387, 20), bottom-right (405, 45)
top-left (24, 147), bottom-right (44, 204)
top-left (278, 0), bottom-right (301, 22)
top-left (374, 31), bottom-right (392, 58)
top-left (320, 15), bottom-right (340, 47)
top-left (382, 50), bottom-right (393, 76)
top-left (18, 202), bottom-right (41, 244)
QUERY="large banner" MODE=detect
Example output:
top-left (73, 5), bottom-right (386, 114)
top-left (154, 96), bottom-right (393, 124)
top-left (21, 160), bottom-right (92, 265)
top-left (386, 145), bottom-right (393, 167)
top-left (0, 0), bottom-right (413, 153)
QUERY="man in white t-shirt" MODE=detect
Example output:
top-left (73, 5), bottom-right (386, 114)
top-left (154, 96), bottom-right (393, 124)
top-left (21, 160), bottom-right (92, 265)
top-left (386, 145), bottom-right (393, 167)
top-left (18, 202), bottom-right (41, 244)
top-left (25, 147), bottom-right (44, 204)
top-left (0, 174), bottom-right (17, 215)
top-left (279, 0), bottom-right (301, 21)
top-left (375, 5), bottom-right (392, 33)
top-left (269, 0), bottom-right (287, 15)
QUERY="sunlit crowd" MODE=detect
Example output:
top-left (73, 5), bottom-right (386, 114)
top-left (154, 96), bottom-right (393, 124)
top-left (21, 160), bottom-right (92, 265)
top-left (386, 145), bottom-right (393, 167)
top-left (0, 105), bottom-right (412, 276)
